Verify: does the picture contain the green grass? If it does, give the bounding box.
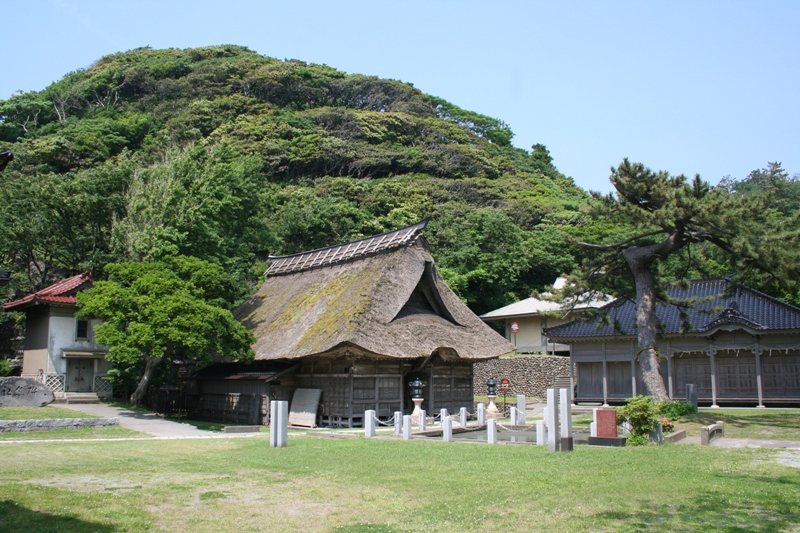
[0,424,144,441]
[675,408,800,440]
[0,429,798,532]
[0,406,99,420]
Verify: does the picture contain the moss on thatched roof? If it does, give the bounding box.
[236,227,513,361]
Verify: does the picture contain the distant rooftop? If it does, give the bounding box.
[3,272,93,310]
[480,277,611,320]
[266,219,428,277]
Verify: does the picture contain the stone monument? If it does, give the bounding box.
[0,377,55,407]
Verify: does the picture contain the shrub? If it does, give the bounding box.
[618,395,661,446]
[658,400,697,420]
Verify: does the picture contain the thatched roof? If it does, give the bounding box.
[236,223,513,361]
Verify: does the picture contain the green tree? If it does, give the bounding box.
[572,159,800,401]
[76,257,255,405]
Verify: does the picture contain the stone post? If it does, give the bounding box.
[459,407,468,429]
[559,387,573,451]
[685,384,698,409]
[546,388,560,452]
[442,416,453,442]
[269,400,288,448]
[439,408,448,426]
[487,419,497,444]
[509,406,517,426]
[477,402,486,426]
[419,409,427,431]
[364,409,376,438]
[403,415,412,440]
[516,394,526,426]
[536,420,546,446]
[394,411,402,435]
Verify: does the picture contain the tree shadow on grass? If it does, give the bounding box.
[591,476,800,532]
[0,500,117,533]
[686,411,800,439]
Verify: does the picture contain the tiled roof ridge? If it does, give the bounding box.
[266,219,429,277]
[3,272,93,310]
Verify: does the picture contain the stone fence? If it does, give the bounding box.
[0,417,119,433]
[473,355,571,400]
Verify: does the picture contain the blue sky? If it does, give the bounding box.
[2,1,798,194]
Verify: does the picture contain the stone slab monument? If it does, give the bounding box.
[0,377,54,407]
[588,408,626,446]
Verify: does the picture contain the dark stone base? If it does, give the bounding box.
[560,437,574,451]
[588,436,627,447]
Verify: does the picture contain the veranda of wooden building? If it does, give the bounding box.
[212,220,513,428]
[543,278,800,407]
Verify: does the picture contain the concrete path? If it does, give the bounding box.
[57,403,226,438]
[675,435,800,448]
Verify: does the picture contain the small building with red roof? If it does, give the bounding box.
[3,273,112,400]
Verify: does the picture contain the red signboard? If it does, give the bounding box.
[500,378,510,392]
[511,322,519,333]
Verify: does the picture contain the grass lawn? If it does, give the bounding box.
[0,406,144,440]
[0,424,143,441]
[675,408,800,440]
[1,429,799,532]
[0,405,99,420]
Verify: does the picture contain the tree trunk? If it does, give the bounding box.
[623,247,670,402]
[130,356,162,406]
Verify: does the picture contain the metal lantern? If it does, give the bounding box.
[409,377,427,399]
[486,377,497,396]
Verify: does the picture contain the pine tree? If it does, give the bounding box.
[572,159,800,401]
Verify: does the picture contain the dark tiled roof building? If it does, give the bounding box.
[544,279,800,406]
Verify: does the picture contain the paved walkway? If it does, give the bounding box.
[58,403,233,438]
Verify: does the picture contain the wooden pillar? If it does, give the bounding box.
[569,351,576,405]
[399,361,404,413]
[602,343,609,407]
[666,354,674,400]
[754,345,765,408]
[429,361,435,413]
[707,348,719,408]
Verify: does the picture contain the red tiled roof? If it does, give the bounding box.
[3,272,93,310]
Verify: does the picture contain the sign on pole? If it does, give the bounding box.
[511,321,520,333]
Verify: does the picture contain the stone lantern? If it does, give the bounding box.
[408,377,427,425]
[486,377,500,419]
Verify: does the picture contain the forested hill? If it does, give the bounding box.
[0,45,590,315]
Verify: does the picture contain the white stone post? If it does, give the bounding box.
[403,415,412,440]
[559,387,573,451]
[509,406,517,426]
[439,408,448,426]
[590,408,598,437]
[419,409,427,431]
[487,419,497,444]
[516,394,526,425]
[536,420,546,445]
[269,400,288,448]
[477,402,486,426]
[546,388,560,452]
[394,410,402,435]
[364,409,376,438]
[442,416,453,442]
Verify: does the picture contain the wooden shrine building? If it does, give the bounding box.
[231,220,513,427]
[543,278,800,407]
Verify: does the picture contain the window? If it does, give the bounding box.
[76,319,89,340]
